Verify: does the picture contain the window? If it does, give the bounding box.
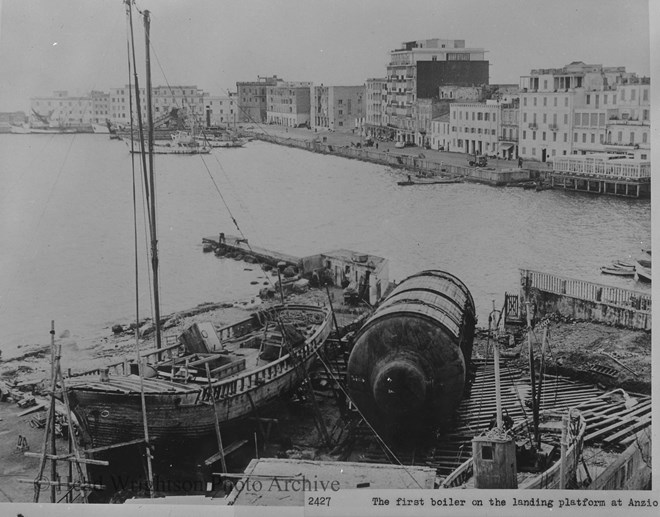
[484,113,489,121]
[630,132,635,144]
[523,97,527,106]
[553,97,558,107]
[574,132,578,142]
[621,90,626,101]
[591,134,595,143]
[641,154,647,159]
[631,89,636,101]
[543,113,547,124]
[564,133,568,142]
[532,131,536,140]
[565,97,569,107]
[618,131,622,142]
[604,94,608,105]
[533,97,537,106]
[523,130,527,139]
[523,113,527,123]
[586,94,590,105]
[552,149,556,156]
[553,132,557,142]
[543,80,548,89]
[532,147,536,155]
[600,134,604,144]
[643,132,648,143]
[493,113,496,122]
[491,129,496,135]
[542,132,546,141]
[643,88,649,101]
[543,97,547,106]
[582,133,586,143]
[522,147,526,154]
[564,114,568,124]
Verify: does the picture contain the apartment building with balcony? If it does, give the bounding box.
[499,99,519,160]
[365,78,388,137]
[604,79,651,160]
[266,81,312,127]
[518,62,636,162]
[311,85,365,131]
[384,38,489,144]
[236,76,279,124]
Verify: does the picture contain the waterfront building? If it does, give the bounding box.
[449,101,500,156]
[109,85,206,127]
[365,78,388,138]
[414,98,448,147]
[205,92,237,128]
[499,99,520,160]
[90,90,110,125]
[30,90,95,129]
[236,76,280,124]
[311,85,365,131]
[266,81,312,128]
[603,78,651,160]
[429,114,450,151]
[518,62,637,162]
[384,38,489,145]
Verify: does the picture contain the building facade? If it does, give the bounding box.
[311,85,365,131]
[499,100,519,160]
[109,85,206,127]
[384,38,489,144]
[449,101,500,156]
[518,62,639,162]
[430,114,450,151]
[236,76,279,124]
[205,92,237,128]
[266,81,312,127]
[30,91,95,128]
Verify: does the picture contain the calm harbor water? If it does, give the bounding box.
[0,134,651,359]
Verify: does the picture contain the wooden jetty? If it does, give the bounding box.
[203,235,301,269]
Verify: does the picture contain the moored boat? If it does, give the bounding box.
[634,258,651,283]
[66,304,332,447]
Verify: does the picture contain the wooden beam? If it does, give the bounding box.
[83,438,146,455]
[24,452,109,466]
[204,439,248,466]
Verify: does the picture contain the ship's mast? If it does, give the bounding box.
[143,9,163,350]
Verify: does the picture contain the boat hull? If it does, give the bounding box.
[66,305,332,448]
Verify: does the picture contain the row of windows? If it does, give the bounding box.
[572,130,648,145]
[524,96,570,108]
[452,110,497,122]
[522,130,568,143]
[521,146,566,157]
[523,112,568,125]
[451,126,497,135]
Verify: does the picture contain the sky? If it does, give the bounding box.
[0,0,653,111]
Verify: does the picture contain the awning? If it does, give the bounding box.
[500,144,513,151]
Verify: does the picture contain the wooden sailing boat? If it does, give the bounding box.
[64,3,332,450]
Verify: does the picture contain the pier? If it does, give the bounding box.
[203,235,301,269]
[548,155,651,198]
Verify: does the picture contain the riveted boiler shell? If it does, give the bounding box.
[346,270,475,434]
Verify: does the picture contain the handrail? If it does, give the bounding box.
[521,269,651,311]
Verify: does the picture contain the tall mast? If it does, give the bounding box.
[143,9,162,350]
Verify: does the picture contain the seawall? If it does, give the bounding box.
[252,133,532,186]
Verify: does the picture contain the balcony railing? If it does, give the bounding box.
[498,136,519,142]
[549,124,559,131]
[528,123,538,129]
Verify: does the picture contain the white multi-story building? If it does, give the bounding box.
[384,38,489,144]
[365,78,388,137]
[448,101,500,155]
[518,62,639,162]
[266,81,312,127]
[311,85,365,131]
[30,91,95,128]
[430,114,450,150]
[205,92,237,128]
[109,85,206,126]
